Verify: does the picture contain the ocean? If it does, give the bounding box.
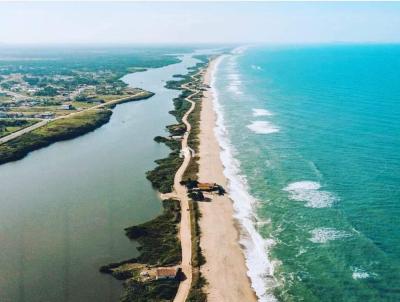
[212,45,400,301]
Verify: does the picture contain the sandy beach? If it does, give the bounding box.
[197,59,258,301]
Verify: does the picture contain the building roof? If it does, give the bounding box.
[197,183,215,189]
[156,267,177,278]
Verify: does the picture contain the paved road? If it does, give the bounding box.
[0,119,50,144]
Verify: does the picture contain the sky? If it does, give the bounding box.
[1,1,400,44]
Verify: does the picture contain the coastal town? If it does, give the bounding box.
[0,46,259,302]
[1,3,398,302]
[0,68,144,138]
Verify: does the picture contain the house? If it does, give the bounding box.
[35,112,55,119]
[61,104,74,110]
[197,183,217,191]
[155,267,178,280]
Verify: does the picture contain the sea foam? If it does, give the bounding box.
[283,181,337,208]
[226,62,243,95]
[211,54,277,302]
[309,228,351,244]
[351,267,377,280]
[253,108,273,117]
[247,121,280,134]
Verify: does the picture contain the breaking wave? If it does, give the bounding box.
[211,54,277,302]
[351,267,377,280]
[283,181,337,208]
[253,108,273,117]
[309,228,351,244]
[247,121,280,134]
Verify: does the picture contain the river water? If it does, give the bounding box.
[0,53,200,302]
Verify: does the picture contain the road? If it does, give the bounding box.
[0,92,150,145]
[170,70,204,302]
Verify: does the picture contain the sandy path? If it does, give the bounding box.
[197,59,258,301]
[171,71,204,302]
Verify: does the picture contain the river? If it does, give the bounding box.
[0,53,200,302]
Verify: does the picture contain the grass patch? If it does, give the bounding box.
[121,279,179,302]
[187,202,207,302]
[183,155,200,182]
[105,90,154,109]
[0,119,38,138]
[186,61,210,302]
[146,149,183,194]
[0,109,112,165]
[183,97,202,181]
[146,80,192,194]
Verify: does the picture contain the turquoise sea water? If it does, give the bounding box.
[213,45,400,301]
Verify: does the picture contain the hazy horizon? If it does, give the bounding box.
[1,2,400,45]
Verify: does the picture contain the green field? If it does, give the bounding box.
[0,119,38,138]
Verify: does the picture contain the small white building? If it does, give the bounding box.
[61,104,74,110]
[170,135,183,141]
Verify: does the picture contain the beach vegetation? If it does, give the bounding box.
[100,199,181,302]
[143,58,210,302]
[146,149,183,193]
[187,202,207,302]
[124,198,182,266]
[121,279,179,302]
[146,78,194,193]
[183,95,202,181]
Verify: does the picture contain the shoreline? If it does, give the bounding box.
[0,90,153,166]
[197,58,258,301]
[99,58,209,302]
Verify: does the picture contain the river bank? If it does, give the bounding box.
[101,56,209,302]
[197,58,258,301]
[0,90,154,165]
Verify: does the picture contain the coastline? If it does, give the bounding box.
[197,58,258,301]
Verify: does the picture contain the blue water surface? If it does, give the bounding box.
[215,44,400,301]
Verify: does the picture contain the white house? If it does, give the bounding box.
[61,104,74,110]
